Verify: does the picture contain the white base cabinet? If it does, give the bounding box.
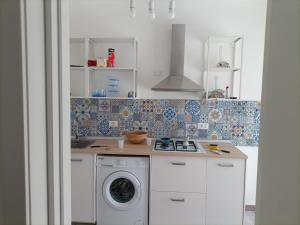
[151,156,206,193]
[150,156,246,225]
[151,191,206,225]
[71,153,96,223]
[206,158,246,225]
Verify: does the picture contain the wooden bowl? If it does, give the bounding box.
[126,131,148,144]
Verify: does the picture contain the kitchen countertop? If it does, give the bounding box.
[72,139,248,159]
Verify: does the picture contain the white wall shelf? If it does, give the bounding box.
[70,66,85,70]
[89,37,137,44]
[206,68,240,72]
[88,67,137,71]
[70,96,136,100]
[70,37,138,98]
[204,36,244,100]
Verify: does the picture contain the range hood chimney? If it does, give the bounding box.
[152,24,203,92]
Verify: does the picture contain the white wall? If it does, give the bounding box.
[256,1,300,224]
[70,0,267,100]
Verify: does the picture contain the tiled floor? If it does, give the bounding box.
[73,211,256,225]
[244,210,256,225]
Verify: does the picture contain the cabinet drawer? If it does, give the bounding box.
[151,156,206,193]
[150,191,206,225]
[206,158,245,225]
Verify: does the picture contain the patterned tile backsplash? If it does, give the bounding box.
[71,98,261,146]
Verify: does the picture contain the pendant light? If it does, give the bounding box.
[148,0,156,20]
[129,0,136,18]
[128,0,176,20]
[168,0,176,19]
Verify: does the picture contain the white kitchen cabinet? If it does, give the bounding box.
[71,153,96,223]
[151,156,206,193]
[150,156,207,225]
[206,158,246,225]
[150,156,246,225]
[151,191,206,225]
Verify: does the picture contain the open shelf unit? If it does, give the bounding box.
[70,37,138,98]
[203,36,243,100]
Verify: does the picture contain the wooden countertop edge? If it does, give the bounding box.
[71,140,248,160]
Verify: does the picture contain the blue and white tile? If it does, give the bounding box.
[163,107,177,122]
[98,119,111,136]
[208,108,222,123]
[185,123,198,138]
[185,100,201,116]
[98,100,110,112]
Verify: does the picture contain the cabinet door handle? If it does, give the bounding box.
[170,198,185,202]
[217,163,234,167]
[170,162,186,166]
[71,158,83,162]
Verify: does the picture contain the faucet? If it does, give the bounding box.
[183,136,190,147]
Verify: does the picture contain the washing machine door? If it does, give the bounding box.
[102,171,141,211]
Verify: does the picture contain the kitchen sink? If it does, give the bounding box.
[71,139,95,149]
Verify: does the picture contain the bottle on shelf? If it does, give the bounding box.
[107,48,115,67]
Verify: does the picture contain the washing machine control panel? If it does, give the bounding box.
[97,156,149,168]
[117,159,127,166]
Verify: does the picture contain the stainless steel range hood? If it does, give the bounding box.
[152,24,203,92]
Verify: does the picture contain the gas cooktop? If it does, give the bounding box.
[153,139,203,152]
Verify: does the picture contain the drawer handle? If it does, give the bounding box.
[217,163,234,167]
[71,158,83,162]
[170,198,185,202]
[171,162,186,166]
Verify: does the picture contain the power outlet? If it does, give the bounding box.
[198,123,209,130]
[109,121,118,128]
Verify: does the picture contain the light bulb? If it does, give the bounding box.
[149,0,156,20]
[130,0,136,18]
[168,0,175,19]
[130,8,136,18]
[150,11,156,19]
[168,11,175,19]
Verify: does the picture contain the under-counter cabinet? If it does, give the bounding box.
[71,153,96,223]
[150,156,207,225]
[206,158,246,225]
[150,156,246,225]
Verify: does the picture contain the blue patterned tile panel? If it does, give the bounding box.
[185,100,201,116]
[71,98,261,146]
[163,106,177,122]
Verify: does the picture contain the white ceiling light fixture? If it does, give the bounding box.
[148,0,156,20]
[129,0,136,18]
[168,0,176,19]
[129,0,174,20]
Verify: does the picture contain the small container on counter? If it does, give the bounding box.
[88,59,97,67]
[118,139,124,149]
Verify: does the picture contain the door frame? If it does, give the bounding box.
[44,0,71,224]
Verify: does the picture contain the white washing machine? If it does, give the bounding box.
[97,156,149,225]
